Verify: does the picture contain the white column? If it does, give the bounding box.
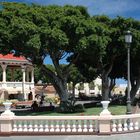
[1,64,7,83]
[31,68,34,83]
[31,67,35,100]
[21,66,26,100]
[22,67,26,83]
[84,83,90,96]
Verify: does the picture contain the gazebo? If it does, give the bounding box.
[0,53,35,101]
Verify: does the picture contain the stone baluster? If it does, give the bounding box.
[34,125,38,132]
[123,119,128,131]
[72,120,77,132]
[83,124,88,132]
[61,120,65,132]
[50,124,55,132]
[89,120,93,132]
[28,121,33,132]
[45,124,49,132]
[77,120,82,132]
[112,120,117,132]
[55,120,60,132]
[34,120,39,132]
[129,119,134,131]
[18,122,23,132]
[94,120,99,132]
[66,121,71,132]
[23,121,28,132]
[117,119,123,132]
[13,121,18,132]
[39,121,44,132]
[134,121,139,130]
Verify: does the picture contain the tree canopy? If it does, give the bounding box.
[1,2,140,109]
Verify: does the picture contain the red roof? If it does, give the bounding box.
[0,54,27,61]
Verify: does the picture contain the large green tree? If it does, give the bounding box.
[109,17,140,102]
[0,2,91,111]
[78,15,140,101]
[74,16,113,100]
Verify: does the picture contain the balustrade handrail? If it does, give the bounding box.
[12,115,99,120]
[1,113,140,121]
[111,113,140,119]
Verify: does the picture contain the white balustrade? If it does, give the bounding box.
[0,113,140,135]
[9,116,99,134]
[111,114,140,133]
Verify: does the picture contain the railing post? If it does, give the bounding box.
[98,115,112,134]
[0,117,13,134]
[0,102,15,135]
[99,101,112,134]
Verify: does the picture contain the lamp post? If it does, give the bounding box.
[125,30,132,114]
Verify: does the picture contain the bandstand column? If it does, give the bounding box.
[1,64,7,87]
[21,66,26,100]
[31,68,34,83]
[31,67,35,100]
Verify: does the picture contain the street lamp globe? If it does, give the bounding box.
[125,30,132,43]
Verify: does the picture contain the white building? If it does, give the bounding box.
[0,53,35,101]
[68,77,102,97]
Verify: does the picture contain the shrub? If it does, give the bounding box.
[44,96,60,105]
[0,99,4,106]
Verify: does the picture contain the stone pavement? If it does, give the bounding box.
[0,132,140,140]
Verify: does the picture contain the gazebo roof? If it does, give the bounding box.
[0,54,32,66]
[0,54,26,61]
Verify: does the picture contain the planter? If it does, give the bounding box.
[100,101,111,116]
[1,102,15,116]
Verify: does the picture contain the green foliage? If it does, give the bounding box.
[67,64,85,84]
[1,2,140,104]
[0,67,22,81]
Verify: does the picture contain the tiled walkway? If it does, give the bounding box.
[0,132,140,140]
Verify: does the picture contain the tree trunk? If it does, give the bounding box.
[72,82,76,99]
[109,79,115,98]
[53,77,68,102]
[41,65,69,102]
[100,55,116,101]
[130,78,140,103]
[41,65,74,112]
[102,74,110,101]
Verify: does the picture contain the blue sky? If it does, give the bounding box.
[1,0,139,84]
[1,0,140,20]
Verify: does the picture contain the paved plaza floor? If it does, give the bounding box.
[0,132,140,140]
